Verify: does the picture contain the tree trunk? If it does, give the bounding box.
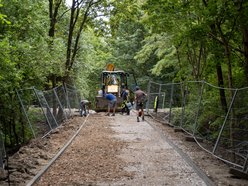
[242,28,248,84]
[203,0,229,117]
[216,63,228,113]
[11,116,19,147]
[66,0,95,76]
[217,23,235,152]
[48,1,63,116]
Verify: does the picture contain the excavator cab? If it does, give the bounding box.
[95,64,130,112]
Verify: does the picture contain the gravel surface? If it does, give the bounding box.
[111,113,208,186]
[35,113,133,185]
[0,111,247,186]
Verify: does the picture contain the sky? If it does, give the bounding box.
[65,0,72,7]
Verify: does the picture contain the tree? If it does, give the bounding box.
[107,0,150,88]
[64,0,109,83]
[0,0,53,147]
[47,0,66,88]
[135,33,178,82]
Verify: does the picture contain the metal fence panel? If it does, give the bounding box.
[147,80,248,173]
[17,84,80,139]
[17,88,51,138]
[34,88,58,130]
[166,83,183,126]
[64,84,81,116]
[212,88,248,169]
[43,87,67,125]
[0,84,81,173]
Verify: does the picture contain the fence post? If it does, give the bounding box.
[16,90,36,138]
[168,83,174,123]
[243,154,248,173]
[162,92,165,110]
[75,89,81,111]
[180,82,187,128]
[146,80,151,112]
[193,82,205,136]
[63,84,72,116]
[0,131,6,169]
[158,83,161,102]
[213,89,238,154]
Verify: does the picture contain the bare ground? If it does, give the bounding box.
[0,111,247,186]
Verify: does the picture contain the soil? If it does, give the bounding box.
[0,111,247,186]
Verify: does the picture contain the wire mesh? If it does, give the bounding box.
[34,88,58,130]
[163,83,182,126]
[0,84,81,172]
[147,80,248,172]
[212,87,248,169]
[147,82,183,126]
[181,81,204,135]
[54,86,70,119]
[16,84,80,139]
[64,84,81,115]
[43,87,67,125]
[193,83,230,147]
[17,88,51,138]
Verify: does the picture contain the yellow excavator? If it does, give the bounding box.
[95,64,132,112]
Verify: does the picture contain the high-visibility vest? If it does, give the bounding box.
[154,96,158,112]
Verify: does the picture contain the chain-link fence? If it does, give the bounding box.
[1,80,247,175]
[16,84,80,139]
[146,80,248,174]
[0,84,80,172]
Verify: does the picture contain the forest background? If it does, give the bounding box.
[1,0,248,151]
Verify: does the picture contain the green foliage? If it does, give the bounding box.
[139,0,248,87]
[170,107,182,126]
[73,27,112,100]
[0,0,54,150]
[1,0,52,88]
[197,110,222,140]
[135,33,178,81]
[0,2,10,25]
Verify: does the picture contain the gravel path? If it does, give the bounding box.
[1,112,247,185]
[111,113,210,185]
[34,112,211,185]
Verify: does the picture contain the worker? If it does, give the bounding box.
[121,87,130,115]
[104,93,117,116]
[80,99,90,117]
[134,86,147,122]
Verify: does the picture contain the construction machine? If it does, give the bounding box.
[95,64,132,112]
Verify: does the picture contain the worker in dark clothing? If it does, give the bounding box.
[135,86,147,122]
[121,87,130,115]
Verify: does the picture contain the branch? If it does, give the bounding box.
[69,0,95,71]
[208,32,244,54]
[58,8,71,21]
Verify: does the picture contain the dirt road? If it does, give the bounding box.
[2,111,247,185]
